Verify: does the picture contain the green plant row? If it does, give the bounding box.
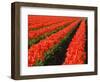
[34,26,78,66]
[28,21,74,47]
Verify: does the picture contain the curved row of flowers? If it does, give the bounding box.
[28,19,81,66]
[28,18,78,39]
[28,15,66,25]
[63,19,86,64]
[28,16,77,30]
[29,18,65,30]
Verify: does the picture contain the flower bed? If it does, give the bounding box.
[63,19,86,64]
[28,19,81,66]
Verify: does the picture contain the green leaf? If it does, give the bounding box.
[35,60,44,66]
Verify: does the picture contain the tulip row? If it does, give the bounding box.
[28,19,79,47]
[28,15,67,24]
[28,16,77,30]
[28,18,78,39]
[63,19,86,64]
[28,19,81,66]
[29,19,65,30]
[28,15,75,29]
[28,15,68,30]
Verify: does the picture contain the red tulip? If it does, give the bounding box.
[28,19,81,66]
[63,19,86,64]
[28,18,78,39]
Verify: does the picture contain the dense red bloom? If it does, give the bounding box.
[28,16,78,30]
[28,18,78,39]
[63,19,86,64]
[29,19,63,30]
[28,19,81,66]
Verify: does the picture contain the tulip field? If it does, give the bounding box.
[28,15,87,66]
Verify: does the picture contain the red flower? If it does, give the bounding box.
[63,19,86,64]
[28,16,78,30]
[28,19,81,66]
[28,18,78,39]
